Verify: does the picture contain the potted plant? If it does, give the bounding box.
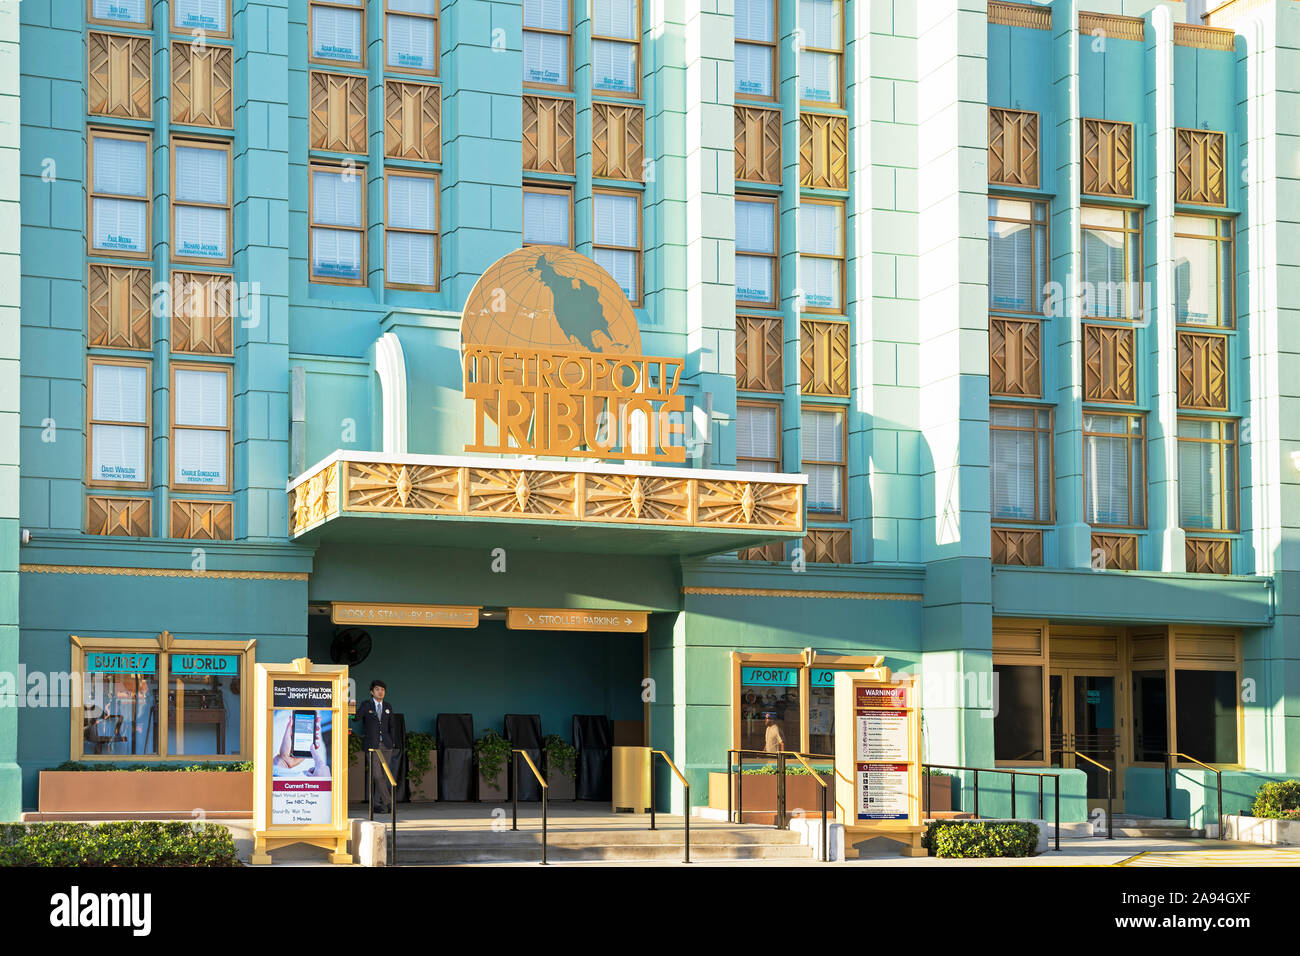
[922,767,954,815]
[474,728,512,802]
[347,731,366,803]
[406,731,437,802]
[543,734,578,801]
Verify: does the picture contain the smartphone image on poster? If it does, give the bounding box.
[291,711,316,757]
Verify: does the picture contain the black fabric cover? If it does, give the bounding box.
[387,712,409,802]
[505,714,543,802]
[437,713,474,801]
[572,714,612,801]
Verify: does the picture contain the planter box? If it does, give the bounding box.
[922,774,953,813]
[348,751,366,802]
[39,770,252,814]
[546,768,576,801]
[707,772,832,824]
[409,753,437,802]
[478,768,507,802]
[1223,814,1300,846]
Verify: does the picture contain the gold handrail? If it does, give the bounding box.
[1170,752,1218,774]
[368,747,396,787]
[512,748,549,789]
[651,749,688,787]
[1071,750,1112,775]
[778,751,827,788]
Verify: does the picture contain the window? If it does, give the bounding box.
[801,405,844,518]
[1174,670,1239,765]
[988,198,1048,314]
[1174,215,1234,328]
[989,405,1053,523]
[1083,412,1146,528]
[89,0,149,27]
[736,195,778,307]
[522,185,571,247]
[173,0,229,36]
[1131,670,1168,763]
[993,664,1045,762]
[592,0,638,95]
[523,0,570,89]
[386,0,438,74]
[799,0,842,106]
[738,664,801,755]
[1178,418,1237,531]
[310,164,366,283]
[385,170,439,290]
[593,188,640,303]
[172,140,231,265]
[734,0,776,100]
[737,401,780,472]
[171,363,232,491]
[75,638,252,760]
[89,129,150,258]
[799,199,844,313]
[311,0,365,65]
[88,359,150,487]
[1081,206,1142,321]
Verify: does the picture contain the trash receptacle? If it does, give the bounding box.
[612,746,651,813]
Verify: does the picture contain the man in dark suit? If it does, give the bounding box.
[355,679,396,813]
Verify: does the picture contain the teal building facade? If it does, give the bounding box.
[2,0,1298,828]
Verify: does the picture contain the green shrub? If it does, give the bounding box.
[1251,779,1300,819]
[739,765,832,776]
[51,761,252,772]
[924,820,1039,858]
[0,822,240,867]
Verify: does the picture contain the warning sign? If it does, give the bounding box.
[857,709,908,761]
[857,762,909,820]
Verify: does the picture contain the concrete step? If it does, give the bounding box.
[393,827,805,848]
[1112,827,1205,838]
[394,842,816,864]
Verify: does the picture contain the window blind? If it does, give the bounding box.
[735,256,773,303]
[524,191,570,245]
[388,233,436,286]
[312,6,363,62]
[801,408,843,461]
[1174,236,1216,325]
[594,0,635,38]
[988,219,1036,312]
[173,429,228,486]
[800,0,838,47]
[387,15,437,71]
[734,44,773,97]
[313,171,362,228]
[175,146,227,205]
[95,137,148,197]
[94,0,148,23]
[92,425,148,484]
[799,50,836,102]
[523,32,567,86]
[594,192,637,247]
[175,206,227,260]
[94,364,148,423]
[736,200,775,254]
[594,249,636,300]
[800,202,840,255]
[1085,432,1130,526]
[388,175,436,231]
[737,404,779,465]
[93,198,148,254]
[523,0,567,30]
[593,40,637,92]
[174,0,227,32]
[1081,227,1127,318]
[312,229,363,279]
[388,0,436,13]
[174,369,228,428]
[799,257,839,311]
[735,0,773,41]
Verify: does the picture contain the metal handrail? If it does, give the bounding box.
[780,751,830,863]
[649,750,691,863]
[366,748,398,865]
[923,762,1062,852]
[1165,751,1224,839]
[1065,748,1115,839]
[511,749,549,865]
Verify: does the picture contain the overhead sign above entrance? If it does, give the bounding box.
[507,607,648,633]
[331,603,480,628]
[460,246,685,463]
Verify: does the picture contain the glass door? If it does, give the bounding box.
[1049,669,1125,812]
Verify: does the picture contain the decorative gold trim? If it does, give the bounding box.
[682,586,921,602]
[1078,12,1145,42]
[988,107,1040,189]
[21,564,308,581]
[1174,22,1237,51]
[987,1,1050,30]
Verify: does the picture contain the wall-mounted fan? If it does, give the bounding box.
[330,627,373,667]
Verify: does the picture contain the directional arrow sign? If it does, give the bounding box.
[507,608,648,633]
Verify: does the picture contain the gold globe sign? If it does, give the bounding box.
[460,246,686,463]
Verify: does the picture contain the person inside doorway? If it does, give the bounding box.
[763,712,785,754]
[355,679,395,813]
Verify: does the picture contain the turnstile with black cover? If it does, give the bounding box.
[436,713,474,801]
[505,713,543,801]
[572,714,612,801]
